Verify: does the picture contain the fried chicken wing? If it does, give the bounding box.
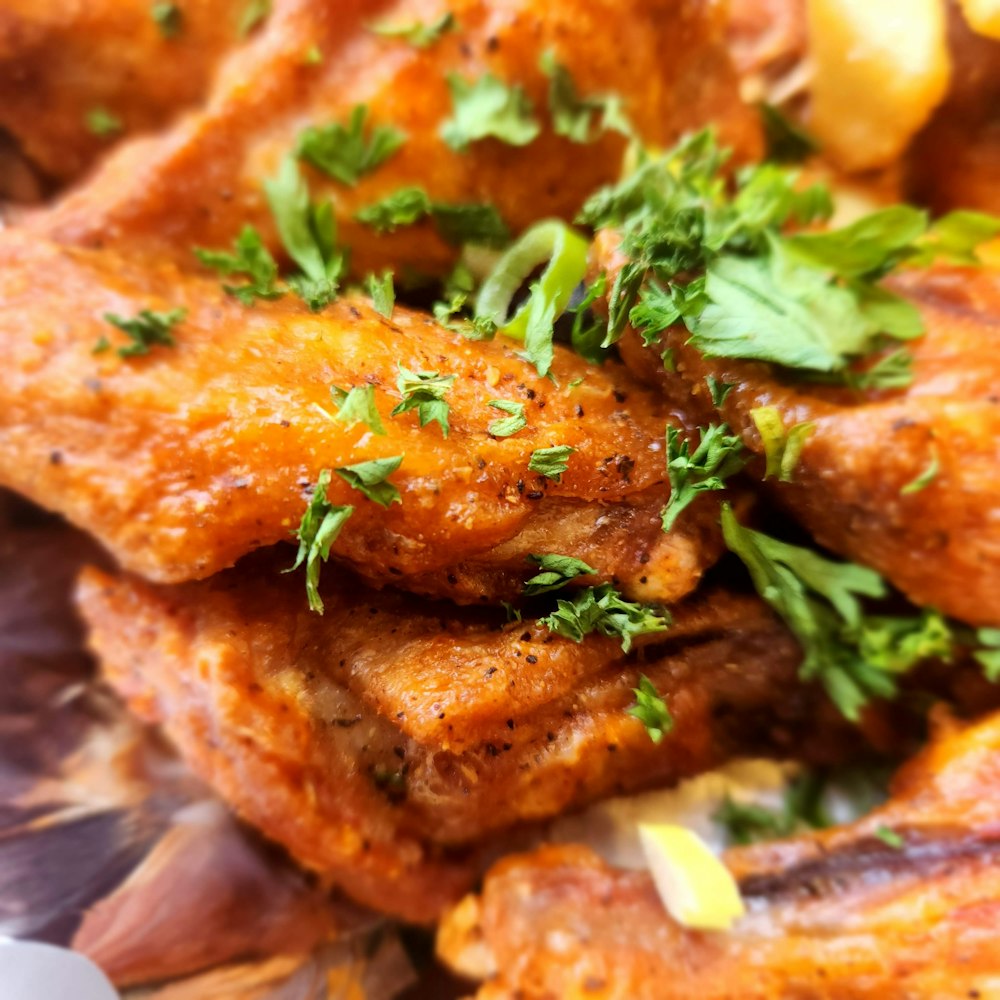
[611,248,1000,627]
[76,551,875,921]
[440,707,1000,999]
[0,0,244,188]
[0,230,729,602]
[29,0,761,277]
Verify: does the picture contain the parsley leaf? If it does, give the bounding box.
[661,424,745,532]
[238,0,270,35]
[391,366,456,436]
[334,455,403,507]
[151,2,183,37]
[264,156,348,310]
[296,106,405,186]
[355,186,509,246]
[441,72,541,151]
[195,225,282,305]
[100,308,186,357]
[975,628,1000,682]
[539,51,631,143]
[720,503,945,720]
[759,102,817,162]
[626,675,673,743]
[371,11,457,47]
[365,270,395,318]
[706,375,734,407]
[749,407,814,482]
[528,445,574,481]
[539,584,670,652]
[487,399,527,437]
[85,107,123,137]
[715,772,830,846]
[329,384,386,436]
[523,553,596,596]
[875,825,905,849]
[900,445,939,495]
[286,469,354,614]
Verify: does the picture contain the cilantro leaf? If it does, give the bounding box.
[356,187,432,232]
[329,384,386,436]
[975,628,1000,682]
[875,825,905,849]
[85,107,122,137]
[706,375,733,407]
[238,0,270,35]
[539,51,632,143]
[264,156,347,310]
[539,584,670,652]
[487,399,527,437]
[195,225,282,305]
[528,445,574,481]
[661,424,745,532]
[916,210,1000,265]
[334,455,403,507]
[900,445,939,495]
[857,609,953,674]
[719,503,938,720]
[100,308,186,357]
[286,469,354,614]
[626,675,673,743]
[365,270,395,318]
[371,11,457,47]
[715,771,830,846]
[759,102,817,162]
[391,366,456,436]
[151,2,183,37]
[296,106,405,186]
[523,553,596,596]
[749,407,814,482]
[441,72,541,151]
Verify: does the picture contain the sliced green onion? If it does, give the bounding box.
[475,220,588,342]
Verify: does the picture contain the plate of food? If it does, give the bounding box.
[2,0,999,996]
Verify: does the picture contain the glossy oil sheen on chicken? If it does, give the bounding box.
[609,244,1000,627]
[0,230,732,603]
[439,707,1000,998]
[28,0,761,277]
[76,550,877,922]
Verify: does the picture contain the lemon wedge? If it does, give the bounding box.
[959,0,1000,39]
[807,0,950,171]
[638,823,746,931]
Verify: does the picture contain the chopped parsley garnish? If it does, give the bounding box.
[900,445,939,495]
[579,130,1000,380]
[296,106,405,186]
[661,425,745,532]
[715,772,830,845]
[355,186,509,247]
[528,444,574,481]
[441,73,541,151]
[366,271,395,318]
[302,44,323,65]
[875,825,905,849]
[706,375,733,407]
[391,366,456,436]
[151,2,183,37]
[487,399,527,437]
[329,384,386,435]
[97,308,186,357]
[758,102,816,163]
[238,0,270,35]
[371,11,457,47]
[85,107,123,137]
[334,456,403,507]
[523,553,596,596]
[195,225,282,305]
[540,584,670,652]
[749,407,814,482]
[287,469,354,614]
[975,628,1000,682]
[264,156,347,311]
[626,675,673,743]
[539,51,631,143]
[721,503,951,720]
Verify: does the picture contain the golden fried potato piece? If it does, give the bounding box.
[76,552,871,921]
[0,230,732,601]
[441,708,1000,999]
[30,0,761,276]
[611,250,1000,627]
[0,0,244,186]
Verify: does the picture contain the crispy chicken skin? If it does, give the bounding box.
[0,230,730,601]
[0,0,244,187]
[602,233,1000,626]
[76,553,874,922]
[29,0,761,277]
[441,708,1000,999]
